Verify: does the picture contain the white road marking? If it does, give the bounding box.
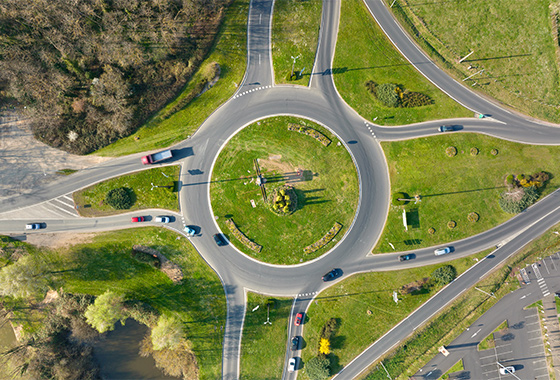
[471,328,481,338]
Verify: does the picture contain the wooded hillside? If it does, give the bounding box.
[0,0,229,154]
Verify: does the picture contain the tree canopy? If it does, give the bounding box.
[84,290,126,333]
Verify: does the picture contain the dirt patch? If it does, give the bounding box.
[259,156,297,174]
[0,110,110,200]
[25,232,96,249]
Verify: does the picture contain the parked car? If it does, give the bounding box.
[213,233,228,246]
[290,336,300,351]
[322,268,342,282]
[294,313,303,326]
[288,357,297,372]
[399,254,414,261]
[155,216,170,223]
[434,247,452,256]
[131,216,145,223]
[184,226,196,236]
[438,125,456,132]
[25,223,43,230]
[499,366,515,375]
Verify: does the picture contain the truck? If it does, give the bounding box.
[141,149,172,165]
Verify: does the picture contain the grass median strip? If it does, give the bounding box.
[333,0,471,125]
[94,0,249,157]
[73,166,180,217]
[374,133,560,253]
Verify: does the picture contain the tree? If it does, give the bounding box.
[431,265,457,286]
[305,356,330,380]
[319,338,331,355]
[105,187,134,209]
[84,290,126,333]
[151,315,184,350]
[0,255,49,298]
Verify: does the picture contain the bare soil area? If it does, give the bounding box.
[25,232,96,250]
[0,110,110,200]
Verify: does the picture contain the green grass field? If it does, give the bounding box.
[73,166,180,217]
[272,0,322,86]
[210,116,359,264]
[240,294,291,379]
[388,0,560,123]
[300,251,488,377]
[94,0,249,157]
[333,0,471,126]
[374,133,560,253]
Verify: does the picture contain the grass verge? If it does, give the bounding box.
[332,0,471,126]
[210,116,359,265]
[73,166,180,217]
[7,228,226,380]
[374,133,560,253]
[477,320,507,351]
[272,0,322,86]
[440,359,463,380]
[387,0,560,124]
[362,220,560,380]
[240,294,292,379]
[299,250,489,377]
[93,0,249,157]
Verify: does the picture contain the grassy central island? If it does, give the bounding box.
[210,116,359,265]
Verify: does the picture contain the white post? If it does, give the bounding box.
[459,50,475,63]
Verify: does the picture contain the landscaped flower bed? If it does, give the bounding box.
[304,222,342,254]
[288,123,331,147]
[226,218,262,253]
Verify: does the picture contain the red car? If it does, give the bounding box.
[131,216,145,223]
[294,313,303,326]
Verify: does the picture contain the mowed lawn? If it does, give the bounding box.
[272,0,322,86]
[73,166,180,217]
[374,134,560,253]
[210,117,359,265]
[240,294,291,379]
[300,251,488,377]
[391,0,560,123]
[333,0,471,125]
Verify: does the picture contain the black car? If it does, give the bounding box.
[322,268,342,282]
[438,125,456,132]
[213,233,228,246]
[291,336,300,351]
[399,254,414,261]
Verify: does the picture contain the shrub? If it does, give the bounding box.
[392,192,409,206]
[428,227,436,234]
[499,186,539,214]
[447,220,456,229]
[431,265,457,286]
[491,148,499,155]
[365,80,378,95]
[445,147,457,157]
[320,318,338,339]
[533,171,550,183]
[377,83,399,107]
[319,338,331,355]
[401,91,433,107]
[105,187,134,209]
[505,174,515,186]
[467,212,479,222]
[269,186,297,215]
[306,356,330,380]
[470,147,479,156]
[225,218,262,253]
[303,223,342,254]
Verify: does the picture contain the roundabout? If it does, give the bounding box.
[210,116,359,264]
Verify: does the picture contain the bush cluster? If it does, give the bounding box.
[225,218,262,252]
[365,81,432,108]
[105,187,134,209]
[431,265,457,286]
[392,192,409,206]
[428,227,436,234]
[287,123,331,146]
[470,147,479,156]
[365,80,377,95]
[467,212,479,222]
[491,148,499,155]
[505,172,549,189]
[320,318,338,340]
[269,186,297,215]
[376,83,399,107]
[446,147,457,157]
[401,91,433,107]
[499,186,539,214]
[306,356,330,380]
[447,220,456,229]
[303,222,343,254]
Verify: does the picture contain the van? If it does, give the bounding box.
[434,247,451,256]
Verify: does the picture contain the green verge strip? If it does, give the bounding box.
[440,359,463,380]
[477,320,507,351]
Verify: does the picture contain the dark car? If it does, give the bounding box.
[213,233,228,246]
[322,268,342,282]
[399,254,414,262]
[438,125,456,132]
[294,313,303,326]
[291,336,300,351]
[131,216,145,223]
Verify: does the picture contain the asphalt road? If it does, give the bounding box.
[1,0,560,379]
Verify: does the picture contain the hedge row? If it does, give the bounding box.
[225,218,262,253]
[303,222,342,254]
[288,123,331,147]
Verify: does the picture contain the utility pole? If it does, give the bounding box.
[290,55,300,78]
[263,304,272,325]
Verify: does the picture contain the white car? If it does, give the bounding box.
[25,223,42,230]
[155,216,170,223]
[499,366,515,375]
[288,357,296,372]
[434,247,451,256]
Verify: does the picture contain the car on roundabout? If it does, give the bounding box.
[155,216,170,223]
[287,357,297,372]
[290,336,300,351]
[25,223,44,230]
[438,125,457,132]
[434,246,452,256]
[399,254,414,261]
[213,233,228,246]
[294,313,303,326]
[184,226,196,236]
[131,216,145,223]
[322,268,342,282]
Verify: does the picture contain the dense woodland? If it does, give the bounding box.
[0,0,229,154]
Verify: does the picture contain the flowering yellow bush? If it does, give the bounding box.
[319,338,331,355]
